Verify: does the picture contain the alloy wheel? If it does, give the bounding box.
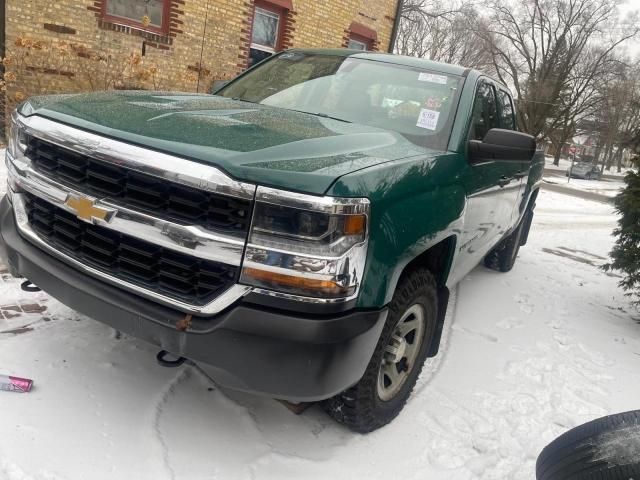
[377,304,426,401]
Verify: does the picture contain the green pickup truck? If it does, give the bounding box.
[1,49,543,432]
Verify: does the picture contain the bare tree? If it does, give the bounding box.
[596,62,640,172]
[399,0,464,23]
[395,0,495,71]
[546,47,622,164]
[476,0,638,140]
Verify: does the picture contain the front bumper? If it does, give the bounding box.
[0,196,386,402]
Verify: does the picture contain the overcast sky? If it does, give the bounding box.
[619,0,640,57]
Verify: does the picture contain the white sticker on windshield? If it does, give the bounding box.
[416,109,440,130]
[418,72,448,84]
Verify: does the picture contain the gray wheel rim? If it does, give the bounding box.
[377,304,425,402]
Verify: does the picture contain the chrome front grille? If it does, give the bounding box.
[25,193,238,305]
[25,135,252,235]
[8,113,256,314]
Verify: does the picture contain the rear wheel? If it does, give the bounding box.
[323,269,437,433]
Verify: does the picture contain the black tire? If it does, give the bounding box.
[536,410,640,480]
[323,269,438,433]
[484,218,525,272]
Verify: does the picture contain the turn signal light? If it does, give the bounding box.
[241,267,351,296]
[343,214,366,235]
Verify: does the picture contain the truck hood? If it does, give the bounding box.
[19,91,430,195]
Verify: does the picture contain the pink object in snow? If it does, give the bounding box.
[0,374,33,393]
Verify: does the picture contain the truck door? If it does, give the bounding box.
[496,88,529,225]
[456,79,518,276]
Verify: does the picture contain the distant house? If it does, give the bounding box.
[573,134,598,162]
[543,133,600,162]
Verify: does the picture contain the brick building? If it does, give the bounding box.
[1,0,402,99]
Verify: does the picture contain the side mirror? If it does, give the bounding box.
[210,80,230,94]
[468,128,536,163]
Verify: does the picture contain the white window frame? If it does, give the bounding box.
[251,7,281,54]
[104,0,167,29]
[348,38,368,51]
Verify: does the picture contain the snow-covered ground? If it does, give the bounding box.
[544,155,635,177]
[542,176,624,198]
[1,186,639,479]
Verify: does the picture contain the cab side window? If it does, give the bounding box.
[470,80,498,140]
[497,90,516,130]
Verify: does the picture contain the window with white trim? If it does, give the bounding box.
[102,0,169,34]
[250,7,281,67]
[348,38,368,50]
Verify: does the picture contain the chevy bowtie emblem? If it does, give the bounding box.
[65,195,115,223]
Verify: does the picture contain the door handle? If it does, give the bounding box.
[498,176,510,187]
[514,171,528,179]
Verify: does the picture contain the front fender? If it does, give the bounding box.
[327,153,466,308]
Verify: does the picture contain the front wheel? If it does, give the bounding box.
[323,269,437,433]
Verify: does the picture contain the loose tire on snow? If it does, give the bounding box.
[484,216,526,272]
[323,269,438,433]
[536,410,640,480]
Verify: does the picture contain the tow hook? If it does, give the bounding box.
[156,350,188,368]
[20,280,41,292]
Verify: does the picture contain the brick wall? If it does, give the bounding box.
[3,0,399,100]
[291,0,397,51]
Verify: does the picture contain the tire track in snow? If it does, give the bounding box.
[409,262,617,478]
[409,389,523,478]
[188,365,283,480]
[150,368,192,480]
[190,363,270,439]
[188,365,352,479]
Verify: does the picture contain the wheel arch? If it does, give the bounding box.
[392,235,457,358]
[397,235,457,288]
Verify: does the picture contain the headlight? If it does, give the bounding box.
[7,111,27,159]
[250,202,366,256]
[240,187,369,300]
[6,111,28,202]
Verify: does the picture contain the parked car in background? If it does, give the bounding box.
[566,162,602,180]
[1,49,543,432]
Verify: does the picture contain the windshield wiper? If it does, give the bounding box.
[287,108,351,123]
[286,110,352,123]
[312,112,352,123]
[231,97,258,104]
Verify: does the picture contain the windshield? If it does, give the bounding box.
[218,52,464,150]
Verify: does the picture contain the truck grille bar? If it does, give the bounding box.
[24,193,238,306]
[25,136,252,235]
